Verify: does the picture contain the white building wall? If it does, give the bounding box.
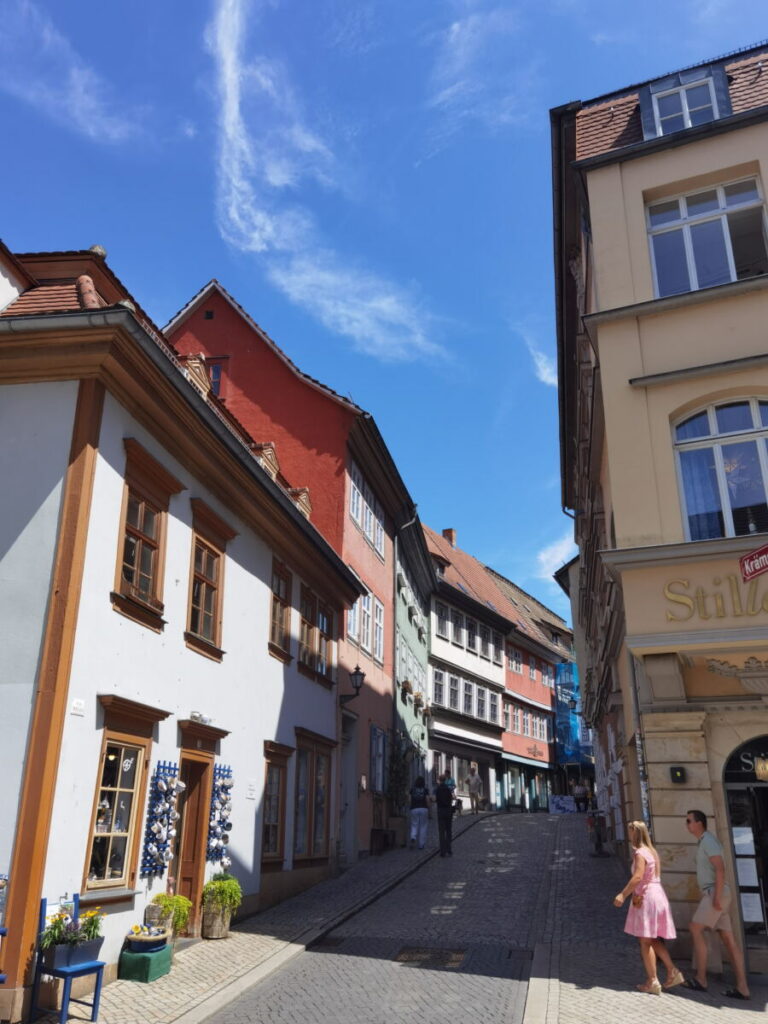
[43,393,338,964]
[430,598,505,689]
[0,256,26,313]
[0,381,78,890]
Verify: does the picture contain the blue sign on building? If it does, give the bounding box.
[555,662,593,765]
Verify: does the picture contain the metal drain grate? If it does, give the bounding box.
[395,947,466,970]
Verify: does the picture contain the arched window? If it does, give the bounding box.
[675,398,768,539]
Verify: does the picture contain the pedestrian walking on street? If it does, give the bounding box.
[465,766,483,814]
[684,809,751,1001]
[434,773,454,856]
[409,776,429,850]
[613,820,683,996]
[573,780,588,812]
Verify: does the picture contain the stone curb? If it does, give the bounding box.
[170,812,499,1024]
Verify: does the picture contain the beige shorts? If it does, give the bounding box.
[692,886,733,932]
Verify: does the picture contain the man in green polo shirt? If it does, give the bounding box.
[685,809,750,1000]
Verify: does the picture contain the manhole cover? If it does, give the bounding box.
[395,947,466,969]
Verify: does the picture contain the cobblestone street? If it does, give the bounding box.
[41,813,768,1024]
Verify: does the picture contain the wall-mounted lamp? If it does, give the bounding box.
[340,665,365,707]
[568,698,578,712]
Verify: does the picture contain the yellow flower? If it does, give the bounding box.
[131,924,142,935]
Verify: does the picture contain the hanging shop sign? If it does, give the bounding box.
[740,543,768,583]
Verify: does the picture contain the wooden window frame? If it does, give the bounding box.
[185,499,236,661]
[293,729,335,862]
[82,695,170,896]
[269,558,292,661]
[111,439,184,631]
[298,585,318,673]
[262,741,293,863]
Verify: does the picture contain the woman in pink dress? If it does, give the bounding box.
[613,820,684,995]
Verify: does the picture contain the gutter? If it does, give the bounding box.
[0,308,362,597]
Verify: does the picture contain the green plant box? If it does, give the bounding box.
[118,943,172,983]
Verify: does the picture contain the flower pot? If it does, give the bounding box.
[42,938,104,969]
[126,930,168,953]
[201,905,231,939]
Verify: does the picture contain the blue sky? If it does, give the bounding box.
[1,0,764,621]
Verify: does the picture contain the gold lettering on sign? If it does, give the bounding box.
[664,575,768,622]
[664,580,694,621]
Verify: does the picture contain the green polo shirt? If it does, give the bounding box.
[696,830,723,891]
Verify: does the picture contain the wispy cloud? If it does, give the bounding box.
[513,323,558,387]
[535,530,577,581]
[0,0,142,143]
[425,5,539,152]
[208,0,439,362]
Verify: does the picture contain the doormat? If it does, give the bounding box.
[395,947,466,969]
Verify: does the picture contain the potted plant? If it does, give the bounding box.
[201,873,242,939]
[400,679,412,695]
[148,893,192,938]
[413,691,424,709]
[40,908,105,968]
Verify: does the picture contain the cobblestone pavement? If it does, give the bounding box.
[205,814,556,1024]
[37,812,490,1023]
[536,813,768,1024]
[38,812,768,1023]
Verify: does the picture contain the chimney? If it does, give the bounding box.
[442,528,456,547]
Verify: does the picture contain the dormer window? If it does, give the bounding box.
[654,80,716,136]
[639,65,732,142]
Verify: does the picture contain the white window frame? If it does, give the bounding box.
[674,397,768,540]
[373,502,385,557]
[647,178,767,299]
[513,705,521,734]
[529,657,536,680]
[349,463,363,525]
[652,79,717,137]
[523,710,531,737]
[436,602,449,639]
[463,680,473,716]
[479,625,491,659]
[510,647,522,673]
[360,591,372,652]
[465,617,477,652]
[449,674,459,710]
[373,598,384,662]
[492,632,503,665]
[433,668,444,705]
[503,702,510,731]
[348,597,359,641]
[489,692,499,723]
[451,609,464,646]
[476,686,487,720]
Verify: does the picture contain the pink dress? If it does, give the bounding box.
[624,846,676,940]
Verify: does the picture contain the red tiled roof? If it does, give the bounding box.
[1,282,80,317]
[575,93,642,161]
[422,525,547,645]
[727,52,768,114]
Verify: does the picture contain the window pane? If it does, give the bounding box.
[760,402,768,428]
[689,105,714,126]
[139,542,154,579]
[716,402,753,434]
[690,219,731,289]
[294,750,309,856]
[727,207,768,280]
[679,448,724,539]
[142,506,156,540]
[725,180,760,207]
[119,749,138,789]
[652,229,690,296]
[722,440,768,535]
[108,836,127,879]
[660,114,685,135]
[686,190,719,218]
[88,836,109,881]
[313,754,329,854]
[648,200,681,228]
[657,92,683,117]
[686,83,712,109]
[112,793,132,833]
[101,746,121,787]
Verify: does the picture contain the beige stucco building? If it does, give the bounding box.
[552,43,768,971]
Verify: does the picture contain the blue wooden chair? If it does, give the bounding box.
[29,895,105,1023]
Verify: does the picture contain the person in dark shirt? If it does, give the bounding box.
[409,776,430,849]
[434,773,454,857]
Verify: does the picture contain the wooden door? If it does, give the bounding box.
[175,756,211,934]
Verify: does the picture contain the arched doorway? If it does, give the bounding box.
[723,736,768,973]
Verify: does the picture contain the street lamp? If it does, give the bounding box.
[340,665,365,707]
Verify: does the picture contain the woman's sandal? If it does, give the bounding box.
[682,977,708,992]
[723,988,749,1001]
[636,979,662,995]
[663,969,685,990]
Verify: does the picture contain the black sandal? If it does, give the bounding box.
[683,977,708,992]
[723,988,749,1001]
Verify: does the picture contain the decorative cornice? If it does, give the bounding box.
[626,626,768,651]
[601,535,764,576]
[98,694,172,725]
[707,656,768,694]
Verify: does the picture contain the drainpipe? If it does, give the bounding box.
[393,509,420,795]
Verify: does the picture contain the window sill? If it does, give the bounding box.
[80,887,141,906]
[268,642,293,664]
[111,591,166,632]
[184,632,225,662]
[298,661,336,687]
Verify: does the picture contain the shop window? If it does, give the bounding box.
[294,730,334,859]
[84,695,170,893]
[185,499,235,660]
[270,558,292,659]
[262,741,293,862]
[111,439,184,631]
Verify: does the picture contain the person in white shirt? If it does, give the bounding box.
[465,766,483,814]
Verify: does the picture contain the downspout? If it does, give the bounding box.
[392,509,420,810]
[629,655,651,828]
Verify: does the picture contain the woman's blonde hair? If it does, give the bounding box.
[628,820,661,875]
